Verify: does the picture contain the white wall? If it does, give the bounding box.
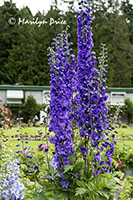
[25,91,43,104]
[0,90,6,106]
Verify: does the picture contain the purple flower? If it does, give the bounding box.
[38,144,43,149]
[94,152,100,162]
[115,130,118,134]
[44,148,49,152]
[105,149,112,157]
[60,179,70,188]
[108,157,112,167]
[17,162,21,165]
[80,146,87,155]
[99,161,107,166]
[74,172,79,179]
[34,165,39,170]
[96,170,101,175]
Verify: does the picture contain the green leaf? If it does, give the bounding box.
[33,190,47,200]
[45,191,54,198]
[105,179,115,188]
[75,187,87,196]
[48,198,58,200]
[69,155,76,164]
[97,190,110,199]
[64,165,74,173]
[86,182,94,191]
[99,191,110,199]
[23,181,36,190]
[38,179,50,187]
[58,192,69,200]
[76,180,85,188]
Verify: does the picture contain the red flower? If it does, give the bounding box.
[117,162,121,169]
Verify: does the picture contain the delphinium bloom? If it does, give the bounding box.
[0,161,25,200]
[48,27,76,187]
[76,0,99,139]
[76,0,115,174]
[95,44,119,173]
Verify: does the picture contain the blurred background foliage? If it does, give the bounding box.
[0,0,133,87]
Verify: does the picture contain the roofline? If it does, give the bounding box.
[0,85,50,91]
[106,88,133,93]
[0,85,133,93]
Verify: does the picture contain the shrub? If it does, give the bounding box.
[21,123,28,128]
[119,177,133,200]
[124,98,133,124]
[22,95,41,120]
[122,124,128,128]
[112,144,133,170]
[35,123,41,127]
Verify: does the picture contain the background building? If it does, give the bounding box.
[0,85,133,124]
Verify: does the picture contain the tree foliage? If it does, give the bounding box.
[22,95,40,120]
[124,98,133,124]
[0,0,132,87]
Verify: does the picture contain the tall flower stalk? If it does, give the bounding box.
[75,1,116,176]
[48,27,76,188]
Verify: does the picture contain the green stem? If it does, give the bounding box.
[84,135,87,176]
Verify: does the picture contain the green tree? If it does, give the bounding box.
[124,98,133,124]
[22,95,40,120]
[0,0,20,84]
[87,0,133,87]
[32,8,64,85]
[4,6,37,85]
[0,0,133,87]
[122,0,133,43]
[106,12,132,87]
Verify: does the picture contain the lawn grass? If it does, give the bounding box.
[116,128,133,137]
[7,139,46,151]
[2,127,48,137]
[117,140,133,149]
[4,127,133,137]
[3,127,133,151]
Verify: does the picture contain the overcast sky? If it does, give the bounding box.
[0,0,133,15]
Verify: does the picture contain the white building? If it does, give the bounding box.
[0,85,133,123]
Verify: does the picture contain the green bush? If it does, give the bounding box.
[35,123,41,127]
[124,99,133,124]
[119,177,133,200]
[112,144,133,170]
[21,123,28,128]
[22,96,41,120]
[122,124,128,128]
[28,122,33,127]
